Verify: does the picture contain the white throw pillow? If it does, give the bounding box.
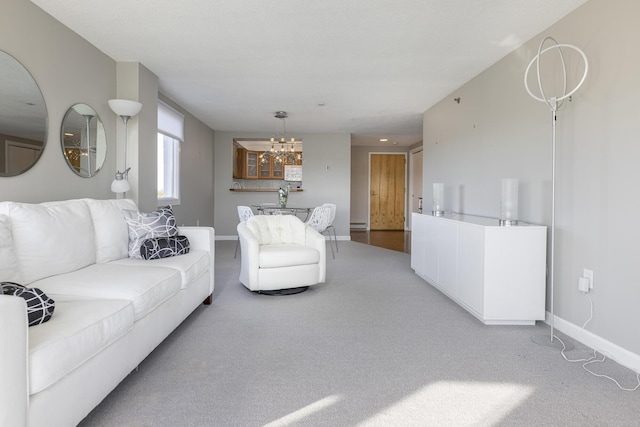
[0,214,23,283]
[9,200,96,283]
[86,198,138,263]
[122,205,178,259]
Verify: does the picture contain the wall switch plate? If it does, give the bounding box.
[583,269,594,290]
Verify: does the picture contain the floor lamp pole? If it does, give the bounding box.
[525,37,588,349]
[549,104,557,343]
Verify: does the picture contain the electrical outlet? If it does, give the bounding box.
[583,269,594,290]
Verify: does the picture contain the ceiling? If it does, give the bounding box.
[30,0,587,147]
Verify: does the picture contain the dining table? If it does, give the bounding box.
[252,204,314,221]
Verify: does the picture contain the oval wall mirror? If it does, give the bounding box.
[61,104,106,177]
[0,51,48,177]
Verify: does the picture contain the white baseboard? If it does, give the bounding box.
[544,312,640,373]
[215,235,352,241]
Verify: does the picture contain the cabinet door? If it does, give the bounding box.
[437,220,458,296]
[411,213,426,273]
[272,159,284,179]
[422,216,439,283]
[245,152,258,178]
[258,156,272,178]
[233,146,245,179]
[457,224,484,315]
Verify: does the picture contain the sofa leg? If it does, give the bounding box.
[203,295,212,305]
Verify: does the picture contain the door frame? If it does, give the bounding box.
[408,146,423,231]
[367,152,408,231]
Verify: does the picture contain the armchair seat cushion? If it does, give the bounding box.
[259,244,320,268]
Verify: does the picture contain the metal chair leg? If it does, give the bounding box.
[324,231,335,259]
[330,225,338,252]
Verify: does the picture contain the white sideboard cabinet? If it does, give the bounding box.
[411,212,547,325]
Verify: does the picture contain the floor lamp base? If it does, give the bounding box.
[531,334,574,351]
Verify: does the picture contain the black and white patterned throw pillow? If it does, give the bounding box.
[123,205,178,259]
[140,235,190,260]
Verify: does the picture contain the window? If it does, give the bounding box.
[157,101,184,204]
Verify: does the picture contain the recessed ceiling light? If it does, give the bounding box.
[379,138,388,142]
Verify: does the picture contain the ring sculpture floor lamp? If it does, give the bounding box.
[524,37,588,348]
[109,99,142,195]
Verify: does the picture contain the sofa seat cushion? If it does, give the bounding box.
[32,264,181,321]
[109,250,209,289]
[259,244,320,268]
[28,296,134,394]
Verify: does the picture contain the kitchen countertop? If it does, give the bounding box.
[229,188,304,192]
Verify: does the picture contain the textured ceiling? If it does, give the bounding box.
[30,0,587,147]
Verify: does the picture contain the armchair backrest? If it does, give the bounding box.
[246,215,307,245]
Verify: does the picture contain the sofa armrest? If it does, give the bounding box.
[178,226,215,295]
[237,222,261,289]
[0,296,29,427]
[304,225,327,283]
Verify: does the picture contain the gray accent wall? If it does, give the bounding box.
[0,0,215,227]
[423,0,640,358]
[0,0,116,202]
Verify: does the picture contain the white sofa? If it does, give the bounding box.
[237,215,326,292]
[0,198,215,427]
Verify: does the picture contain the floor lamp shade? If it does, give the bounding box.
[432,183,444,216]
[108,99,142,118]
[500,178,519,226]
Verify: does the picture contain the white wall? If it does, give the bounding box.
[423,0,640,361]
[214,131,351,238]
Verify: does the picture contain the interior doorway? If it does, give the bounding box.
[369,153,406,230]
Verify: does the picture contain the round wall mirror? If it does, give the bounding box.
[0,51,48,177]
[61,104,106,177]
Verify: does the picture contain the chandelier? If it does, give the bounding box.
[259,111,302,164]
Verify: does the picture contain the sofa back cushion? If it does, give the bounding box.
[0,214,23,283]
[86,198,138,263]
[8,199,96,283]
[246,215,306,245]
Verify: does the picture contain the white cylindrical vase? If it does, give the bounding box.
[432,183,444,216]
[500,178,519,226]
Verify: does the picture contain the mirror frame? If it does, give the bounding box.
[61,103,106,177]
[0,50,48,177]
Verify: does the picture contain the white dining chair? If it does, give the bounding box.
[235,206,254,258]
[322,203,338,254]
[305,205,334,259]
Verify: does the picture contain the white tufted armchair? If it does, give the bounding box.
[237,215,326,293]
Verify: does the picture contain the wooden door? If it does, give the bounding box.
[370,154,405,230]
